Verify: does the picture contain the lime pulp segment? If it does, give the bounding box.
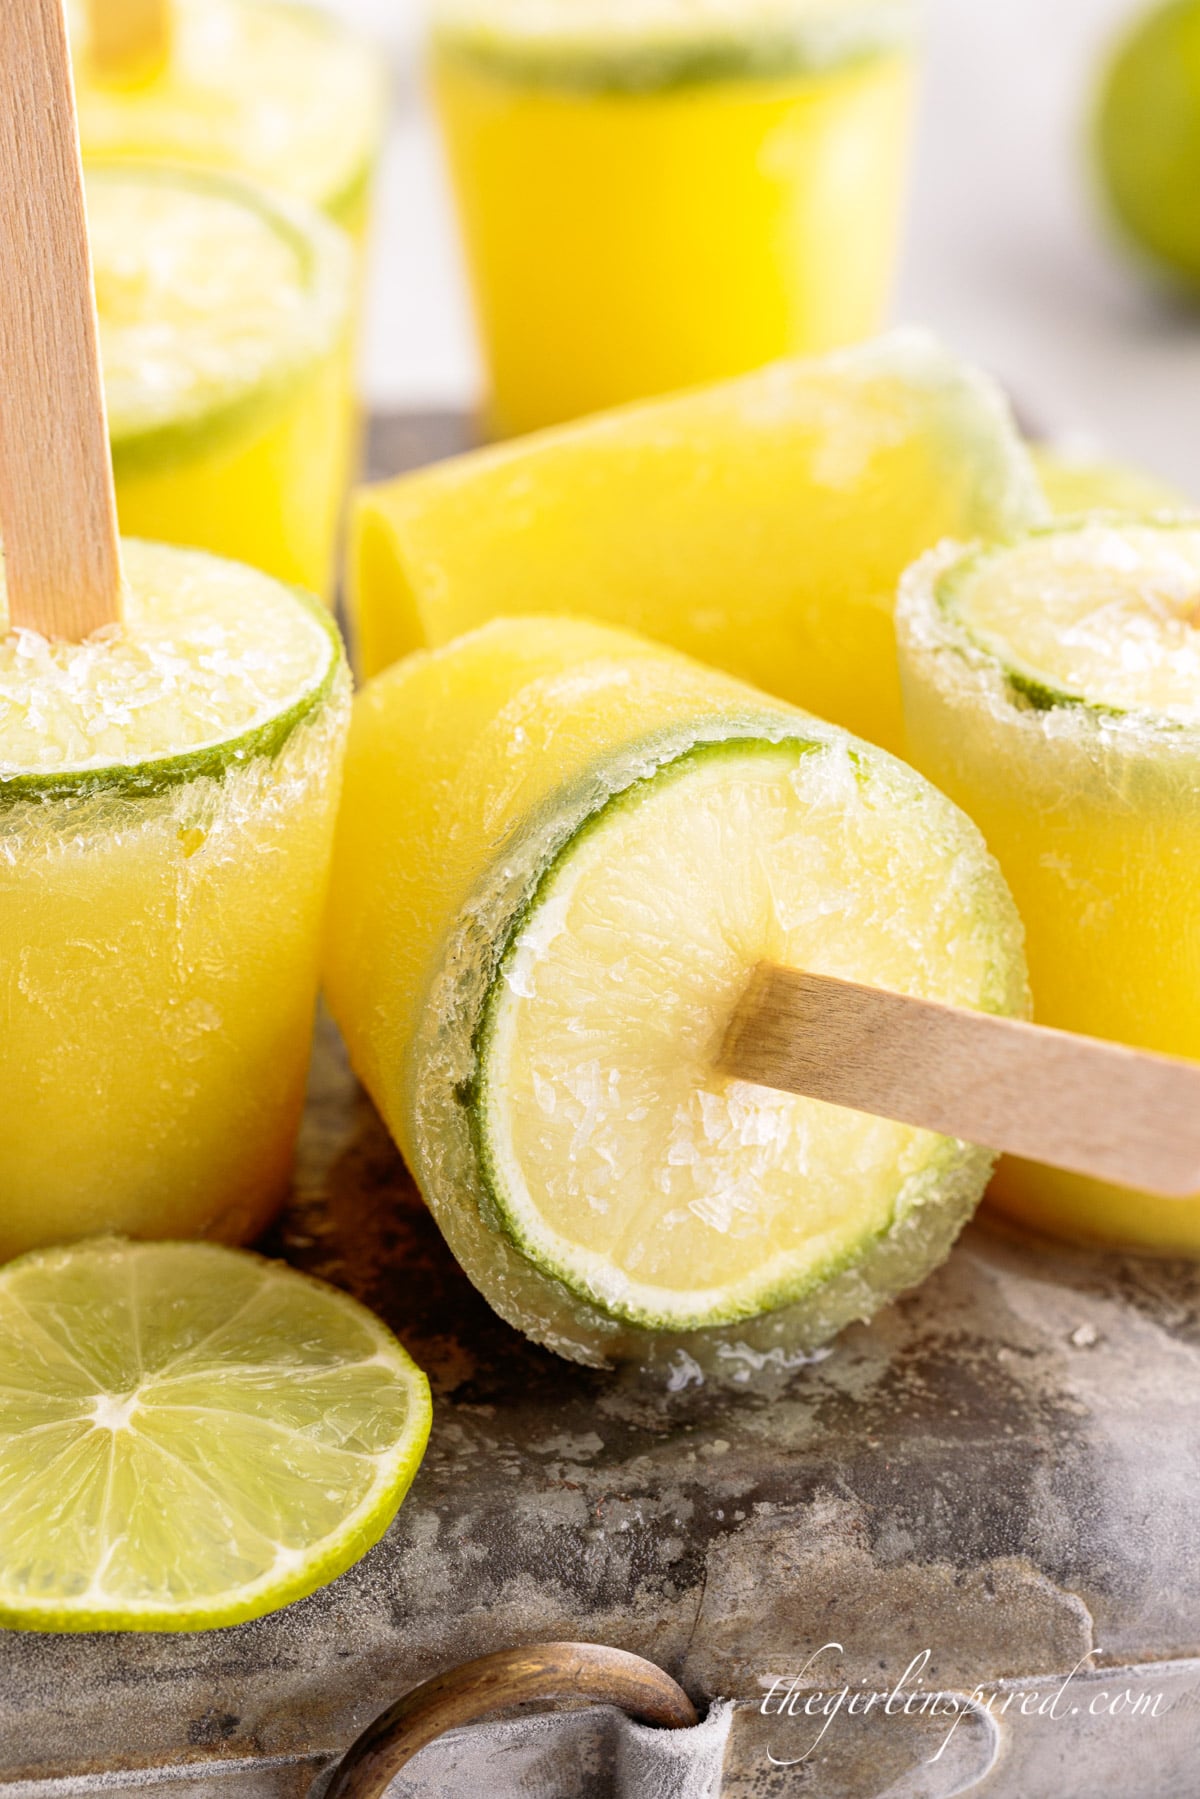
[475,733,1024,1333]
[0,1240,432,1632]
[939,519,1200,723]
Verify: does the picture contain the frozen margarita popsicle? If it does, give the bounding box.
[323,615,1027,1366]
[0,0,350,1261]
[351,331,1044,753]
[72,0,387,244]
[1032,444,1188,518]
[0,541,349,1261]
[897,517,1200,1255]
[432,0,920,435]
[90,161,354,600]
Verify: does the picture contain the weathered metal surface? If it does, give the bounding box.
[3,1011,1198,1797]
[1,417,1197,1798]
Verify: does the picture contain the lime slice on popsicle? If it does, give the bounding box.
[0,537,341,802]
[90,164,350,480]
[0,1240,432,1632]
[472,731,1023,1334]
[84,162,354,601]
[936,517,1200,719]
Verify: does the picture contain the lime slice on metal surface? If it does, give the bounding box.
[0,1239,432,1632]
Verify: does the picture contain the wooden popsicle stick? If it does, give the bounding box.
[86,0,171,84]
[0,0,122,641]
[720,965,1200,1199]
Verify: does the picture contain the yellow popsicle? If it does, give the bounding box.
[71,0,387,241]
[90,162,354,601]
[897,517,1200,1255]
[1032,443,1188,517]
[0,539,349,1260]
[350,331,1044,754]
[432,0,919,435]
[323,614,1027,1366]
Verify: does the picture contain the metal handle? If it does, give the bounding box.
[323,1640,700,1799]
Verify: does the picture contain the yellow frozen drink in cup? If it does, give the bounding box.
[898,517,1200,1255]
[0,543,349,1259]
[432,0,921,435]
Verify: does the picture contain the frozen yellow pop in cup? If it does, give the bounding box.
[898,517,1200,1256]
[89,162,354,600]
[0,542,349,1261]
[351,331,1044,753]
[1032,443,1188,517]
[324,615,1027,1367]
[71,0,387,247]
[432,0,921,436]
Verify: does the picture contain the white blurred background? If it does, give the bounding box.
[334,0,1199,489]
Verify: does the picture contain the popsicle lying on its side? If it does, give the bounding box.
[350,330,1045,754]
[323,614,1029,1368]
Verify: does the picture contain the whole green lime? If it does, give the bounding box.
[1097,0,1200,289]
